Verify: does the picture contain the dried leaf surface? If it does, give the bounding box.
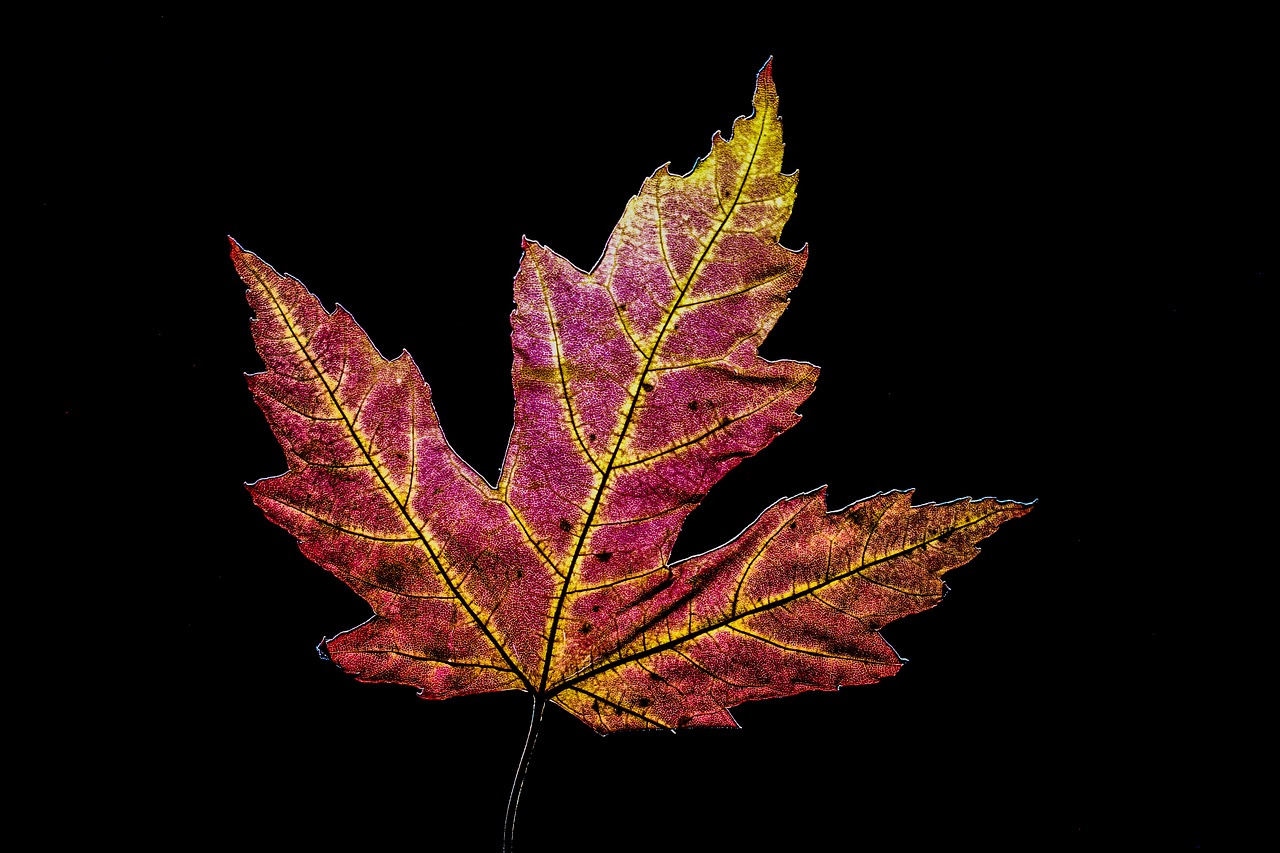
[232,61,1031,733]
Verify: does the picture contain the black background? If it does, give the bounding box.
[33,12,1267,850]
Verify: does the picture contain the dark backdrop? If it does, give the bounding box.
[34,12,1267,850]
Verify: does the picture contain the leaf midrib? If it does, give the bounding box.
[548,505,1009,695]
[247,263,534,693]
[537,103,774,695]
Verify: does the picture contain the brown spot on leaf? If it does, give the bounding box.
[372,562,408,590]
[595,551,612,562]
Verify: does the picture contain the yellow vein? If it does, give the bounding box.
[528,250,605,476]
[612,376,811,469]
[726,625,885,664]
[677,265,797,308]
[731,495,819,615]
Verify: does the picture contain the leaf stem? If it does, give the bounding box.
[503,694,547,852]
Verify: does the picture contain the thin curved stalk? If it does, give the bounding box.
[503,695,547,852]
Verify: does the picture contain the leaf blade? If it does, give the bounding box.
[498,63,823,692]
[230,61,1033,747]
[552,491,1033,731]
[232,240,553,694]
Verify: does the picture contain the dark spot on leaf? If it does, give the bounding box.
[688,401,698,410]
[619,303,627,311]
[637,697,651,707]
[593,700,600,712]
[642,382,654,392]
[683,494,704,506]
[588,434,596,441]
[559,519,571,533]
[649,671,663,681]
[591,605,600,613]
[939,530,953,542]
[372,562,408,589]
[677,715,693,727]
[580,623,592,634]
[516,570,523,578]
[595,551,612,562]
[789,522,797,530]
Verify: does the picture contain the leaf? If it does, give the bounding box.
[230,60,1031,844]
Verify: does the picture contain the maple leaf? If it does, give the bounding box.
[231,60,1031,848]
